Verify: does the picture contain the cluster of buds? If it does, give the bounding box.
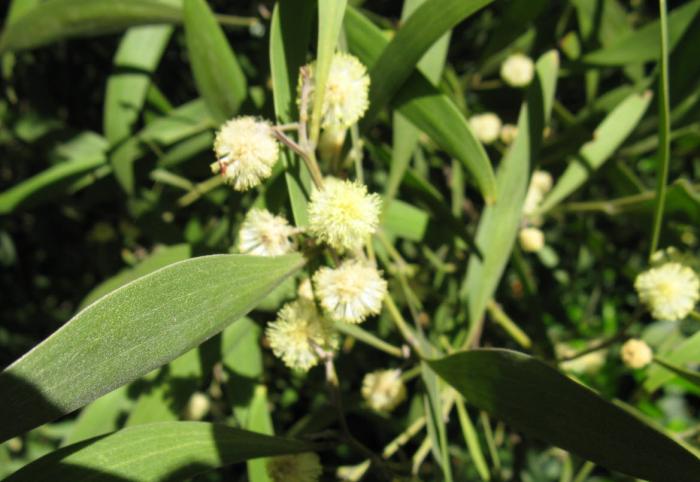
[518,170,553,253]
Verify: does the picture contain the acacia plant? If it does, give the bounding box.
[1,0,700,481]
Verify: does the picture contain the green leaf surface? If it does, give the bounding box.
[183,0,247,124]
[537,91,652,214]
[345,7,497,204]
[4,422,311,482]
[365,0,493,123]
[61,386,130,446]
[309,0,347,143]
[653,357,700,389]
[105,25,173,191]
[460,52,559,339]
[0,253,304,443]
[0,157,105,214]
[269,1,315,226]
[582,0,700,65]
[382,199,429,241]
[430,349,700,482]
[645,330,700,393]
[246,386,275,482]
[0,0,182,54]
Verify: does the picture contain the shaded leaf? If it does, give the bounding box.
[430,349,700,482]
[0,253,304,443]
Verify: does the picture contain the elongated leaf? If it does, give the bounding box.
[246,386,275,482]
[653,357,700,389]
[5,422,311,482]
[459,52,559,337]
[365,0,493,123]
[582,0,700,65]
[537,91,652,214]
[105,25,173,191]
[269,1,315,226]
[345,7,497,204]
[0,253,304,443]
[645,331,700,392]
[183,0,247,123]
[386,0,452,204]
[430,349,700,482]
[0,0,182,54]
[62,386,130,446]
[309,0,347,143]
[0,156,105,214]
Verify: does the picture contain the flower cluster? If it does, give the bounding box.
[500,53,535,87]
[634,261,699,321]
[361,369,407,412]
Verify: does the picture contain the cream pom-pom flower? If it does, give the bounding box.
[469,113,502,145]
[267,453,323,482]
[303,52,370,129]
[620,339,653,369]
[308,177,381,251]
[238,209,296,257]
[361,369,407,412]
[519,227,545,253]
[635,262,700,321]
[500,53,535,87]
[313,260,387,324]
[266,299,338,372]
[213,116,279,191]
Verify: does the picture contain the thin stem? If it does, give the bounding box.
[272,128,324,189]
[480,411,501,473]
[214,13,260,27]
[334,321,405,359]
[557,313,638,363]
[572,461,596,482]
[486,300,532,349]
[384,294,426,358]
[177,175,225,208]
[649,0,671,257]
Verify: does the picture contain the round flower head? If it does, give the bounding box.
[620,339,653,369]
[238,209,296,257]
[469,113,502,145]
[266,299,338,372]
[635,262,700,321]
[361,369,407,412]
[213,116,279,191]
[500,53,535,87]
[308,178,381,251]
[303,52,370,129]
[267,453,322,482]
[500,123,518,144]
[313,260,387,324]
[519,227,544,253]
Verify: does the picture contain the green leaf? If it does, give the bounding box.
[0,0,182,54]
[309,0,347,144]
[4,422,312,482]
[105,25,173,191]
[382,199,429,241]
[386,0,451,204]
[246,386,275,482]
[645,330,700,393]
[430,349,700,482]
[460,52,559,339]
[537,91,653,214]
[345,7,497,204]
[0,157,105,214]
[222,318,264,424]
[269,1,315,226]
[61,386,130,446]
[653,357,700,389]
[183,0,247,123]
[582,0,700,65]
[364,0,494,124]
[0,253,304,443]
